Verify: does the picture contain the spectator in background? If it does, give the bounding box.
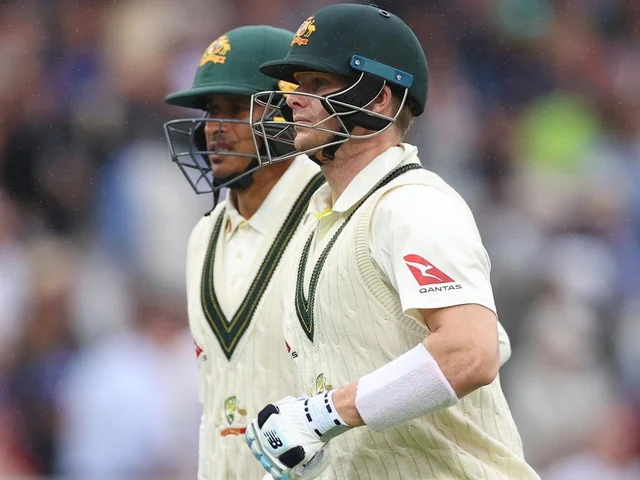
[544,401,640,480]
[54,287,200,479]
[3,240,79,475]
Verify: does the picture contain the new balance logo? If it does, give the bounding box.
[403,254,455,286]
[264,430,283,449]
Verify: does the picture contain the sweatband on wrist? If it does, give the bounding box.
[304,390,351,441]
[355,343,459,432]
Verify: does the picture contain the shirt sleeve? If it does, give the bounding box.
[369,185,496,320]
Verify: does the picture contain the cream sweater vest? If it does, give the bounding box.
[286,159,539,480]
[186,163,323,480]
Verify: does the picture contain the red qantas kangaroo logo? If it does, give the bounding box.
[403,254,455,286]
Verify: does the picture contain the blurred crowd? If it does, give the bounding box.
[0,0,638,478]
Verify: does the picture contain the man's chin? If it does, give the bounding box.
[294,136,324,156]
[213,170,255,190]
[211,168,249,184]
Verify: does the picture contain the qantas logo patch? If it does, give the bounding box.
[403,254,455,286]
[285,340,298,359]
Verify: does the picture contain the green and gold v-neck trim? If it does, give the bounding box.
[201,172,325,360]
[295,163,423,342]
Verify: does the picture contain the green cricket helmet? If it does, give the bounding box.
[163,25,296,195]
[251,3,429,165]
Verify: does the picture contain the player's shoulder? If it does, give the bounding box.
[187,202,226,249]
[378,168,471,219]
[367,171,482,247]
[198,200,226,227]
[371,177,483,249]
[381,147,465,204]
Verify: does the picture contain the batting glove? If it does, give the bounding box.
[245,393,351,479]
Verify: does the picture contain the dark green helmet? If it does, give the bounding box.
[163,25,296,195]
[250,4,428,166]
[260,3,428,116]
[166,25,294,109]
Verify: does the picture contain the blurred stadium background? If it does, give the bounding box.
[0,0,638,478]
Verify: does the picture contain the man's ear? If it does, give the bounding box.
[370,85,394,115]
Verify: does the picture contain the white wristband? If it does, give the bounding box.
[355,343,458,432]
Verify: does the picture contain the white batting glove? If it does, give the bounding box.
[245,393,351,480]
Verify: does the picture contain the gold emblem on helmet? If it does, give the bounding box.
[199,34,231,66]
[291,16,316,46]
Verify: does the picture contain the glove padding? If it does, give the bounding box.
[245,396,332,480]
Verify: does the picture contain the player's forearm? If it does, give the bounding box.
[332,341,463,431]
[332,315,500,430]
[332,383,364,427]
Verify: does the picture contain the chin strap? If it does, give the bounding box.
[308,134,349,165]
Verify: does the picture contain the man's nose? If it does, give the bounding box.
[204,118,226,139]
[286,91,306,111]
